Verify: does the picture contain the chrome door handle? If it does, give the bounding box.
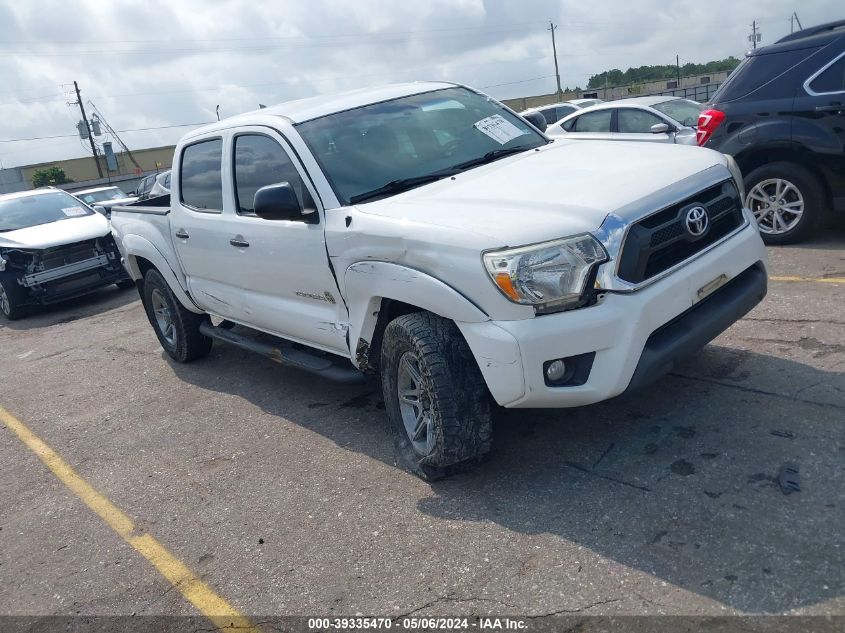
[815,104,843,113]
[174,229,189,239]
[229,238,250,248]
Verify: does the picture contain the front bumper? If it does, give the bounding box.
[458,220,768,408]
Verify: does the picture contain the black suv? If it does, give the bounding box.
[699,20,845,244]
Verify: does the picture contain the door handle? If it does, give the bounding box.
[174,229,189,239]
[815,104,843,113]
[229,238,250,248]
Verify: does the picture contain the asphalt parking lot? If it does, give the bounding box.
[1,227,843,624]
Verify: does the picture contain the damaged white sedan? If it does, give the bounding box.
[0,188,133,320]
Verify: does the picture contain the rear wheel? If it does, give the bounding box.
[744,162,825,245]
[0,274,25,321]
[380,312,492,480]
[142,268,212,362]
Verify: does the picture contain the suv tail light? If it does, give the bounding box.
[697,109,726,146]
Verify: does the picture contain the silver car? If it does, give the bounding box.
[546,96,704,145]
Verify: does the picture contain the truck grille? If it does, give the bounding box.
[617,180,744,285]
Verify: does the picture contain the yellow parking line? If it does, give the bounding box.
[770,275,845,284]
[0,404,259,632]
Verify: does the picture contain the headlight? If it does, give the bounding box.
[725,154,745,202]
[483,234,608,312]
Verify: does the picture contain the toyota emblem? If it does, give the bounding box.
[685,206,709,237]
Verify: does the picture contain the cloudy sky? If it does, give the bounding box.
[0,0,839,168]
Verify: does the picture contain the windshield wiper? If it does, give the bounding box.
[349,168,461,204]
[451,145,534,171]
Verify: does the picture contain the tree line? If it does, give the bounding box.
[586,57,742,90]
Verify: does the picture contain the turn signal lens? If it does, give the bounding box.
[494,272,520,302]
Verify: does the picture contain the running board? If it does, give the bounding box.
[199,321,366,384]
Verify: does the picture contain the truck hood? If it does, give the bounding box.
[0,212,110,250]
[356,140,728,246]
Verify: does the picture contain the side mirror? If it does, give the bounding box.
[523,111,548,133]
[650,123,670,134]
[93,205,108,216]
[254,182,303,221]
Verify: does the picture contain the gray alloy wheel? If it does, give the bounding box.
[150,287,177,346]
[396,350,436,457]
[746,177,805,235]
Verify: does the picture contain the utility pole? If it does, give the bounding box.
[73,81,103,178]
[748,21,761,50]
[676,54,681,88]
[791,12,802,32]
[88,101,141,171]
[548,21,563,101]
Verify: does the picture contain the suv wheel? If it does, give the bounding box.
[0,274,25,321]
[380,312,492,480]
[142,268,212,362]
[744,162,824,245]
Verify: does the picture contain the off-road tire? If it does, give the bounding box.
[744,162,825,245]
[142,268,212,362]
[380,312,492,480]
[0,273,26,321]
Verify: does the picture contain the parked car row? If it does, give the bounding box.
[526,20,845,244]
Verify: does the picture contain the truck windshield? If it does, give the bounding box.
[0,191,94,232]
[296,87,548,205]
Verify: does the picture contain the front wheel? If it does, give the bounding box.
[744,162,825,245]
[0,274,25,321]
[142,268,212,362]
[380,312,492,480]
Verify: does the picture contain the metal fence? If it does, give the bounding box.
[606,82,722,104]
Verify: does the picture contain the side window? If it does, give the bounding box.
[617,108,665,133]
[539,108,558,125]
[233,134,313,216]
[572,110,612,132]
[809,54,845,94]
[180,139,223,212]
[556,105,576,120]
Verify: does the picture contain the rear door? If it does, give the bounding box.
[562,109,615,141]
[170,137,240,317]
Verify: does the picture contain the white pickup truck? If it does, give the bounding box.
[111,82,768,479]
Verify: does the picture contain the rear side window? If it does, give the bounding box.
[572,110,612,132]
[556,105,577,120]
[233,134,312,215]
[180,139,223,212]
[712,48,820,102]
[539,108,557,125]
[617,108,664,133]
[808,53,845,94]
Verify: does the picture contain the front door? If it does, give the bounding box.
[795,51,845,206]
[222,129,348,354]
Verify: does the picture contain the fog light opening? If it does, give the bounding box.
[545,359,567,382]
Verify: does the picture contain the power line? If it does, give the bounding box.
[0,122,213,144]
